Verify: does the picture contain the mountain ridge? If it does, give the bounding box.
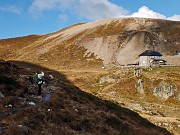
[0,17,179,68]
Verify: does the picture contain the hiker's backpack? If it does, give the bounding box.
[33,73,38,84]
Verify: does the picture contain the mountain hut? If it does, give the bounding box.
[139,50,166,66]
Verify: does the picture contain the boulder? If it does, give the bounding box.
[153,81,177,100]
[135,79,144,94]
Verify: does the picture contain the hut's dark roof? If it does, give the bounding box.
[139,50,162,56]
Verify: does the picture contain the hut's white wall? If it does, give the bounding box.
[139,56,151,66]
[139,56,162,66]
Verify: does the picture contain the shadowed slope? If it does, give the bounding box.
[0,60,171,135]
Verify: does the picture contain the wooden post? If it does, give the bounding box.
[134,67,142,77]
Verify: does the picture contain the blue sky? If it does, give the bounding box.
[0,0,179,39]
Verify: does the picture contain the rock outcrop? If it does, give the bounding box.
[153,81,178,100]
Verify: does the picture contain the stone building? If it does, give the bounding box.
[139,50,166,67]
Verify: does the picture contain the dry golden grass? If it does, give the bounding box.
[61,66,180,134]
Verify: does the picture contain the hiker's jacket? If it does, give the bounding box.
[37,72,44,85]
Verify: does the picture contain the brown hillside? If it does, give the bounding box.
[0,18,179,68]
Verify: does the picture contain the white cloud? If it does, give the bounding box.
[129,6,180,21]
[29,0,180,21]
[130,6,166,19]
[29,0,128,19]
[0,5,22,15]
[167,15,180,21]
[74,0,129,20]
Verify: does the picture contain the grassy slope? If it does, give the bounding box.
[65,66,180,134]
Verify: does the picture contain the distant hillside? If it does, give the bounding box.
[0,60,171,134]
[0,18,179,69]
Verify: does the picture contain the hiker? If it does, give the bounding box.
[37,71,44,96]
